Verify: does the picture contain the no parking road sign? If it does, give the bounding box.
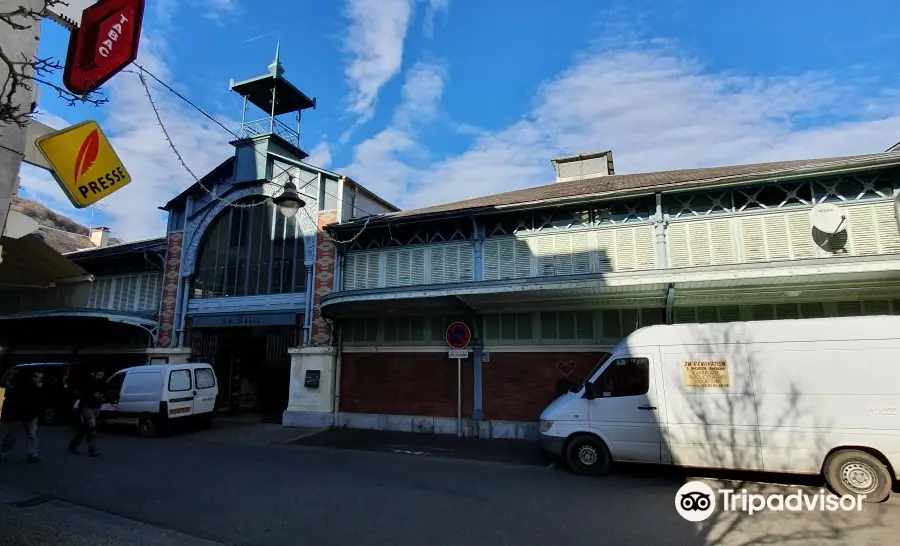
[445,321,471,350]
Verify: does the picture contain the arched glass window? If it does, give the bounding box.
[193,196,306,298]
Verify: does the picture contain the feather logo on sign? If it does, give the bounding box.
[73,129,99,186]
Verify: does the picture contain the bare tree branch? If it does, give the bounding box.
[0,0,108,128]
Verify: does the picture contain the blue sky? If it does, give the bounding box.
[20,0,900,241]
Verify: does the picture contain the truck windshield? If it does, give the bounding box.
[570,352,612,392]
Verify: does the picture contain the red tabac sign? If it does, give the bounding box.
[63,0,145,95]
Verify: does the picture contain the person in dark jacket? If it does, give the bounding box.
[68,370,106,457]
[0,370,48,463]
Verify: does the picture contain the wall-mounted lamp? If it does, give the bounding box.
[273,176,305,218]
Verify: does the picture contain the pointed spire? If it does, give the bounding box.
[268,39,284,77]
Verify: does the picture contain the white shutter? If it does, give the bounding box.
[687,223,713,267]
[666,223,691,268]
[513,238,531,278]
[633,226,656,269]
[410,248,426,285]
[615,229,637,271]
[668,220,735,268]
[533,232,593,277]
[364,253,381,288]
[430,246,445,284]
[786,211,816,259]
[848,206,879,256]
[484,240,500,280]
[536,235,555,276]
[739,217,767,262]
[596,231,614,272]
[384,251,400,287]
[762,215,791,261]
[873,202,900,254]
[458,243,474,281]
[499,239,518,279]
[429,243,473,284]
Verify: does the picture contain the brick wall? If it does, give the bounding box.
[483,352,600,422]
[340,353,474,418]
[156,232,183,347]
[310,209,338,346]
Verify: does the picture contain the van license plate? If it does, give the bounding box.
[169,407,190,415]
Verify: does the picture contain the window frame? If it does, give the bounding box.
[194,367,216,390]
[167,369,193,392]
[591,356,650,398]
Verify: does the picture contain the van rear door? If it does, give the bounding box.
[192,366,217,415]
[165,368,195,418]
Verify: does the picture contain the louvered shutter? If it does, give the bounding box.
[365,253,381,288]
[873,202,900,254]
[762,215,791,261]
[786,211,816,259]
[499,238,519,279]
[596,231,615,272]
[848,206,879,256]
[410,248,426,285]
[484,240,500,280]
[739,217,767,262]
[666,223,691,268]
[695,306,719,323]
[774,304,800,319]
[384,251,400,287]
[748,304,775,321]
[429,243,473,284]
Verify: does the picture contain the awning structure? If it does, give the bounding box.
[321,254,900,319]
[0,234,92,288]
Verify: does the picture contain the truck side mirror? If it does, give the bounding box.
[583,382,596,400]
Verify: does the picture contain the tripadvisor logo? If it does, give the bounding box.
[675,481,866,521]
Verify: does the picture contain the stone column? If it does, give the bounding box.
[310,209,337,345]
[283,346,337,428]
[157,232,184,347]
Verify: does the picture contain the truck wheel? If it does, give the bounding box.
[824,449,892,503]
[565,435,610,476]
[138,415,157,438]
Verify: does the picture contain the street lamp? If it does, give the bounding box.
[273,177,305,218]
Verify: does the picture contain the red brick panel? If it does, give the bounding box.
[311,209,338,346]
[340,353,474,418]
[483,352,601,422]
[157,232,183,347]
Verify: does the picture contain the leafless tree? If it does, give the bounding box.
[0,0,107,128]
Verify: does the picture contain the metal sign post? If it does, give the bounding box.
[445,322,472,437]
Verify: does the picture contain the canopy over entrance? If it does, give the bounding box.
[0,234,91,288]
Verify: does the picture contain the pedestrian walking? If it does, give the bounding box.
[68,369,106,457]
[0,370,48,463]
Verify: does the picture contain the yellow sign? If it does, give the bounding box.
[683,360,730,388]
[36,120,132,208]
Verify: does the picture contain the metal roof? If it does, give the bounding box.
[331,151,900,230]
[63,237,167,260]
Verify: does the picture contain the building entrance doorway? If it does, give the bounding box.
[190,326,296,423]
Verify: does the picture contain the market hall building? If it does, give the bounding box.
[152,53,396,421]
[291,149,900,439]
[147,53,900,434]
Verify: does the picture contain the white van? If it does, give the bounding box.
[538,315,900,502]
[99,363,218,437]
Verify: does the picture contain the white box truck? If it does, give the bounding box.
[538,315,900,502]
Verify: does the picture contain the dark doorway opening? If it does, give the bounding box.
[190,326,296,423]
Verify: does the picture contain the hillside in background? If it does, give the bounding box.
[10,196,123,253]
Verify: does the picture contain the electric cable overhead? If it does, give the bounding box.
[127,65,387,244]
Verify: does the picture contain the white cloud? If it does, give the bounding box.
[343,40,900,210]
[343,61,447,199]
[422,0,449,39]
[342,0,416,122]
[306,141,333,169]
[21,34,237,242]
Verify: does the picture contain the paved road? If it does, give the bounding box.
[0,423,897,545]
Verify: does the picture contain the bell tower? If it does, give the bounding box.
[228,42,317,183]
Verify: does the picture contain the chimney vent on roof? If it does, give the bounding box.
[551,151,615,182]
[90,226,110,247]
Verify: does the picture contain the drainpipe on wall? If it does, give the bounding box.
[175,277,191,347]
[332,326,342,428]
[470,217,485,426]
[665,284,676,325]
